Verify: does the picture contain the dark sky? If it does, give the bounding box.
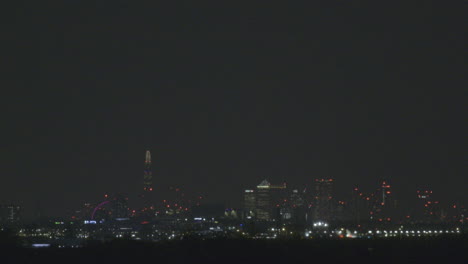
[3,1,466,217]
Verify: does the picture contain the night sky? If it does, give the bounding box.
[3,2,466,218]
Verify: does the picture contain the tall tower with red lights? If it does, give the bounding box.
[374,179,397,223]
[143,150,153,193]
[381,180,391,206]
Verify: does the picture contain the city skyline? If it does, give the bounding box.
[3,1,466,218]
[1,146,467,219]
[2,2,466,263]
[2,149,466,223]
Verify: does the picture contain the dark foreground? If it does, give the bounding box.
[2,237,467,264]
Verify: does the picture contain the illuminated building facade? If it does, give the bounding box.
[284,189,308,226]
[243,190,256,219]
[313,179,334,223]
[256,180,272,220]
[254,180,287,221]
[0,204,21,224]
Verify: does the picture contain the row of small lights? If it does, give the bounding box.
[307,229,460,236]
[369,229,460,234]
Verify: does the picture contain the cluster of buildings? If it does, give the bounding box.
[240,178,466,229]
[0,150,466,248]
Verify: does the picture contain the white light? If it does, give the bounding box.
[32,244,50,248]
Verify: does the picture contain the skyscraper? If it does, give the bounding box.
[143,150,153,192]
[256,180,272,220]
[313,178,334,223]
[255,180,286,221]
[243,189,256,219]
[139,150,154,219]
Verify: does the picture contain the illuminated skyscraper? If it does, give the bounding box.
[313,178,334,223]
[256,180,272,220]
[143,150,153,192]
[138,150,155,220]
[283,189,309,226]
[243,190,256,219]
[255,180,286,221]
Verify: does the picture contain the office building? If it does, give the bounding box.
[313,178,334,223]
